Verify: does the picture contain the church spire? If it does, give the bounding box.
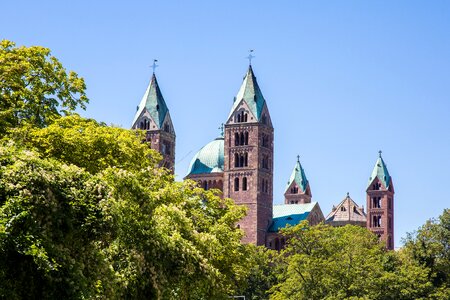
[227,65,268,123]
[131,73,169,130]
[285,156,309,194]
[284,156,312,204]
[367,150,391,190]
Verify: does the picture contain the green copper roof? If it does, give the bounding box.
[269,203,317,232]
[368,152,391,189]
[227,65,266,121]
[132,74,169,129]
[187,137,224,176]
[285,157,309,193]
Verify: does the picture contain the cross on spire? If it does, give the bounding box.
[218,123,224,137]
[151,59,159,74]
[378,150,382,158]
[297,155,300,163]
[246,49,255,65]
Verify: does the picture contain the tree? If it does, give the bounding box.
[1,116,249,299]
[402,209,450,299]
[269,222,437,300]
[0,40,88,133]
[270,222,387,300]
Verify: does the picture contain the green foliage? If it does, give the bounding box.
[269,222,441,300]
[0,143,114,299]
[401,209,450,299]
[235,245,279,300]
[0,116,249,299]
[13,115,161,174]
[0,40,88,132]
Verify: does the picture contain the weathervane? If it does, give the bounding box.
[246,49,255,65]
[151,59,159,74]
[218,123,224,137]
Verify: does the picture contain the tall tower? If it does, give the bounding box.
[284,156,312,204]
[366,151,394,250]
[131,73,176,172]
[223,65,274,246]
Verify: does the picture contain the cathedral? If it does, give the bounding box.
[131,64,395,250]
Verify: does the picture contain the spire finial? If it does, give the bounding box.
[151,59,159,74]
[218,123,224,137]
[347,192,350,198]
[246,49,255,65]
[378,150,382,158]
[297,155,300,163]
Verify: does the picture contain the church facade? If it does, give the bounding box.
[132,65,395,250]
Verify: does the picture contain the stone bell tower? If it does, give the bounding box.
[366,151,394,250]
[131,70,176,172]
[223,65,274,246]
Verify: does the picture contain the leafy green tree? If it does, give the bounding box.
[270,222,439,300]
[235,245,279,300]
[0,40,87,133]
[0,143,115,299]
[1,116,250,299]
[402,209,450,299]
[270,222,386,300]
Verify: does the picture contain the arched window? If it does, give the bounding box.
[239,155,244,167]
[244,113,248,122]
[373,197,381,208]
[242,177,247,191]
[240,132,245,145]
[341,206,346,211]
[234,177,239,191]
[237,114,241,123]
[203,181,208,190]
[234,153,239,167]
[244,152,248,167]
[164,123,170,132]
[139,121,144,129]
[373,215,381,227]
[235,133,239,146]
[244,132,249,145]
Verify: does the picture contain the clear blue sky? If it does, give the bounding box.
[3,1,450,247]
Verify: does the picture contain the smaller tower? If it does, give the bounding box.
[131,72,176,172]
[366,151,394,250]
[284,156,312,204]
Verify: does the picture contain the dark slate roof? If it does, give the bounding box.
[132,74,169,129]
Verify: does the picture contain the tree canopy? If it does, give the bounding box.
[1,116,249,299]
[0,40,88,132]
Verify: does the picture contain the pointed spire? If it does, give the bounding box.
[285,156,309,194]
[227,65,266,122]
[132,72,169,129]
[368,151,391,189]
